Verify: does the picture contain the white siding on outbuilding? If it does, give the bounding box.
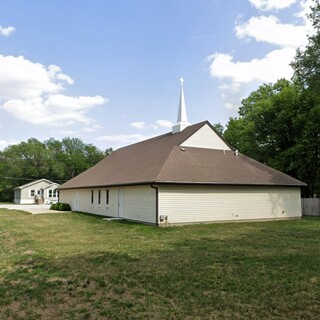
[158,185,302,224]
[14,180,59,204]
[181,124,231,150]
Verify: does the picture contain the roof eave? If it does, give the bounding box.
[59,180,307,190]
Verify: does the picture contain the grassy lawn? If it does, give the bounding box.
[0,209,319,320]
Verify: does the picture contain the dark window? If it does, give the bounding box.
[98,190,101,205]
[91,190,94,204]
[106,189,109,207]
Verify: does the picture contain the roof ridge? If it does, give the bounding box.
[115,121,209,151]
[153,145,178,182]
[14,178,56,189]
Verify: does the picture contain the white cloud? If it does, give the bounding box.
[97,133,154,149]
[131,119,173,130]
[2,94,106,127]
[0,25,15,37]
[209,48,295,84]
[225,102,240,110]
[209,0,312,111]
[235,15,310,48]
[0,55,107,129]
[155,119,174,128]
[0,138,17,150]
[0,55,62,99]
[248,0,296,11]
[130,121,146,129]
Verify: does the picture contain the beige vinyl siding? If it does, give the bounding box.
[60,188,119,217]
[123,186,156,224]
[60,185,156,223]
[159,185,301,224]
[180,124,231,150]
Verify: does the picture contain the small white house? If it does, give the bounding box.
[14,179,60,204]
[59,81,306,226]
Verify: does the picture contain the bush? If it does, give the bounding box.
[50,203,58,210]
[58,203,71,211]
[50,203,71,211]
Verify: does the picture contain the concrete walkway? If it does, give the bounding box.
[0,204,62,214]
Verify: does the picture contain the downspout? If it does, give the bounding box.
[151,184,159,226]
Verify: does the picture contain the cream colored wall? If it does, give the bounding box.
[180,124,231,150]
[158,185,302,224]
[60,188,117,216]
[123,186,156,224]
[60,185,156,224]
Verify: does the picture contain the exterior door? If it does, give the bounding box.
[118,188,125,218]
[72,191,80,211]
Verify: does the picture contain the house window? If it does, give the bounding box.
[91,190,94,205]
[106,189,109,208]
[98,190,101,206]
[37,190,41,195]
[49,190,53,197]
[30,189,35,197]
[53,189,58,197]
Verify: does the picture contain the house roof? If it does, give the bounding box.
[14,178,60,190]
[59,121,306,190]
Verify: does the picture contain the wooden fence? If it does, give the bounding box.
[301,198,320,216]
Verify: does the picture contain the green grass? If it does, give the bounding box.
[0,209,319,320]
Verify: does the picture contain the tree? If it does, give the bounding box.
[0,137,107,202]
[224,79,320,196]
[291,0,320,92]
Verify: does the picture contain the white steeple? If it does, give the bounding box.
[172,77,191,134]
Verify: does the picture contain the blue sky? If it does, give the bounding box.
[0,0,313,150]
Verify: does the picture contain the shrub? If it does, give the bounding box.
[50,203,59,210]
[58,203,71,211]
[50,203,70,211]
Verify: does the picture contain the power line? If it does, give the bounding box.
[0,176,68,182]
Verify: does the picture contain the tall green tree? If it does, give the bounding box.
[224,1,320,196]
[224,79,319,196]
[291,0,320,92]
[0,137,107,202]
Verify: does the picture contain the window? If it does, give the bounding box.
[53,189,58,197]
[91,190,94,205]
[98,190,101,206]
[30,189,35,197]
[49,190,53,197]
[106,189,109,208]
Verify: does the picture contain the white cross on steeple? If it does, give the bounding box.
[179,77,184,87]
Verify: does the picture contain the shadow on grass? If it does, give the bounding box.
[1,226,320,320]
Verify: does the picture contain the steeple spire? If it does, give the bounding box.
[172,77,191,134]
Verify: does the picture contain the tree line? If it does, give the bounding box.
[218,1,320,197]
[0,137,112,202]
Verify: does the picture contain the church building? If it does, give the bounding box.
[59,79,305,225]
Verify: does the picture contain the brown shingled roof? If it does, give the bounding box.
[59,121,306,190]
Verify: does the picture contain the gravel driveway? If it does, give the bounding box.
[0,204,61,214]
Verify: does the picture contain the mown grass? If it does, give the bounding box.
[0,209,319,320]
